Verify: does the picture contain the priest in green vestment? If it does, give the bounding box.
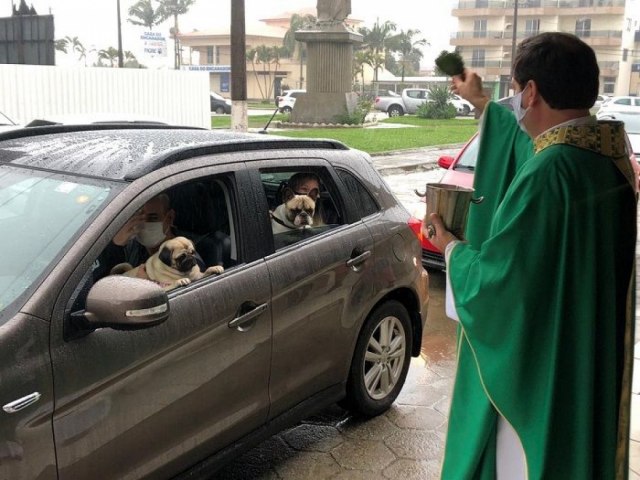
[429,32,637,479]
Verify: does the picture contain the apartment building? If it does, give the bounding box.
[450,0,640,98]
[177,8,362,101]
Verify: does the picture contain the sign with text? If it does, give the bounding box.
[141,31,167,57]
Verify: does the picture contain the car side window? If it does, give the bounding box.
[260,167,343,250]
[82,176,238,306]
[336,169,380,219]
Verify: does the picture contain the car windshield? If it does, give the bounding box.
[454,135,480,171]
[0,165,112,318]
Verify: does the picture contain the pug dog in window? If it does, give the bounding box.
[111,236,223,291]
[270,186,324,234]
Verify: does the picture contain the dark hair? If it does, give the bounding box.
[513,32,599,109]
[288,172,320,192]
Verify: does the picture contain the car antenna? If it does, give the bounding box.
[259,106,280,134]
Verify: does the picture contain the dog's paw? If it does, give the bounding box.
[204,266,224,276]
[177,278,191,287]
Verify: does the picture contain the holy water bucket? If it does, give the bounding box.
[415,183,484,240]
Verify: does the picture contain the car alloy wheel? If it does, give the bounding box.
[215,106,225,114]
[341,300,412,416]
[388,106,403,117]
[462,105,470,116]
[282,106,293,114]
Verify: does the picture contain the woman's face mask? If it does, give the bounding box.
[510,85,530,133]
[137,221,166,248]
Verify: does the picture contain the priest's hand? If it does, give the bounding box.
[427,213,459,253]
[451,69,489,115]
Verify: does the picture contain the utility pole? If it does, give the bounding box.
[509,0,519,80]
[116,0,124,68]
[230,0,248,132]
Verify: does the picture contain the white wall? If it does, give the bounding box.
[0,65,211,128]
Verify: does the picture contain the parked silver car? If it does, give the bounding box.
[0,124,429,479]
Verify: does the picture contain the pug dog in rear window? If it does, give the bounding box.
[110,236,223,291]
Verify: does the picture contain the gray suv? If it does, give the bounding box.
[0,124,429,479]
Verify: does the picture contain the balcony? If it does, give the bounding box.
[451,29,622,47]
[453,0,625,15]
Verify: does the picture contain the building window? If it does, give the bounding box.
[475,0,488,6]
[471,49,485,68]
[207,46,214,64]
[215,48,220,64]
[525,19,540,37]
[603,76,615,95]
[575,18,591,38]
[474,19,487,38]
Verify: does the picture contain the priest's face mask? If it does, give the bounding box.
[510,81,532,135]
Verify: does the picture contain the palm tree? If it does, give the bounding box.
[128,0,163,30]
[157,0,196,69]
[246,45,285,101]
[358,19,397,82]
[98,47,120,67]
[388,29,428,83]
[353,50,369,93]
[283,13,315,89]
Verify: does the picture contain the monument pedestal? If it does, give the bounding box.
[293,26,363,124]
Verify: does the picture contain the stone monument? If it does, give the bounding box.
[292,0,362,124]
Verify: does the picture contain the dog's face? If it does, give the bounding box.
[281,187,318,228]
[158,237,198,273]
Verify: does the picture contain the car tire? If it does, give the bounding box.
[462,105,470,116]
[341,300,412,417]
[215,106,225,115]
[282,106,293,114]
[387,105,404,117]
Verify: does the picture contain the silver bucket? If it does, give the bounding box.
[415,183,483,240]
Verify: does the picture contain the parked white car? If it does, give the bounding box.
[596,96,640,154]
[275,89,306,113]
[596,95,640,116]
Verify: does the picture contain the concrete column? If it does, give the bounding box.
[292,26,363,124]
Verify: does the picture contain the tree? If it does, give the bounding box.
[387,29,428,82]
[54,36,90,65]
[283,13,316,89]
[358,19,397,82]
[157,0,197,69]
[98,47,120,67]
[246,45,285,101]
[128,0,163,30]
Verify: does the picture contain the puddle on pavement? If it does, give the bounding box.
[420,269,458,365]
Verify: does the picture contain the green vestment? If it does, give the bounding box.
[441,109,636,479]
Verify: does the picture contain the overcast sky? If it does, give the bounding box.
[1,0,456,68]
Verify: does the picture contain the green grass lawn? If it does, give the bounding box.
[210,115,479,154]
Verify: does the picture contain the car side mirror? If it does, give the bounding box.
[73,276,170,333]
[438,156,454,169]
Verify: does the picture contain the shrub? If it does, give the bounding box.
[335,98,373,125]
[416,85,456,119]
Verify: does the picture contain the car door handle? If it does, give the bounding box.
[346,250,371,269]
[228,302,268,329]
[3,392,41,413]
